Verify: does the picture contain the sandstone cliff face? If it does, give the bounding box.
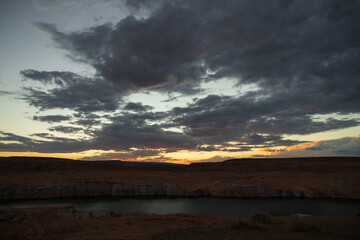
[1,157,359,200]
[0,182,356,200]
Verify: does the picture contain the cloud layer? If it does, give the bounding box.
[1,0,359,161]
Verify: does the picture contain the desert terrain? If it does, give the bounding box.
[1,156,360,239]
[1,203,359,240]
[0,156,359,199]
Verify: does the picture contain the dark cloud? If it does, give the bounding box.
[248,115,359,136]
[237,134,305,147]
[264,136,360,157]
[123,0,165,11]
[2,0,359,159]
[66,109,195,152]
[73,113,102,127]
[0,131,35,151]
[173,92,360,145]
[75,119,102,127]
[33,115,71,123]
[197,145,218,151]
[22,71,123,113]
[34,0,360,101]
[0,90,12,96]
[20,70,79,86]
[94,120,198,151]
[31,0,360,117]
[33,140,90,153]
[124,102,153,112]
[30,133,76,142]
[49,126,83,133]
[152,80,204,95]
[33,0,86,10]
[111,110,166,123]
[308,137,360,156]
[31,133,52,138]
[1,110,196,154]
[219,134,304,152]
[85,110,197,152]
[0,131,90,153]
[33,0,138,11]
[173,94,230,116]
[33,7,207,91]
[278,0,294,9]
[0,142,27,152]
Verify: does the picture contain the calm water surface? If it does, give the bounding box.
[1,197,359,217]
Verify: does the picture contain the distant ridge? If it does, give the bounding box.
[0,156,184,173]
[189,156,360,169]
[98,160,183,166]
[5,156,74,161]
[222,156,360,162]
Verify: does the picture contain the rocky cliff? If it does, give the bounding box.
[1,157,359,200]
[0,182,357,200]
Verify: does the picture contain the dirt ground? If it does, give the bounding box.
[0,156,359,198]
[1,204,359,240]
[0,157,360,239]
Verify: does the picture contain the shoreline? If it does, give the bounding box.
[1,203,359,240]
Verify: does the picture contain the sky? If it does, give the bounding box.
[0,0,359,164]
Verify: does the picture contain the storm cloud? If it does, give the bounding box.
[49,126,83,133]
[34,0,360,96]
[2,0,359,159]
[22,70,124,113]
[94,116,199,151]
[124,102,153,112]
[33,115,72,123]
[173,92,360,145]
[0,131,90,153]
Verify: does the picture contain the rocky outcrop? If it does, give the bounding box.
[0,182,356,200]
[0,203,114,222]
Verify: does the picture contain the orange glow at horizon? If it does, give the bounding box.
[0,140,327,164]
[260,141,321,156]
[0,151,84,160]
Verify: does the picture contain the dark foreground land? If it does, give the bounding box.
[0,156,360,239]
[0,156,359,199]
[1,204,359,240]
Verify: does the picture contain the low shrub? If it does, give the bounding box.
[269,210,290,216]
[290,218,319,232]
[230,217,261,230]
[250,212,272,224]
